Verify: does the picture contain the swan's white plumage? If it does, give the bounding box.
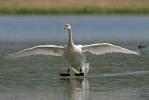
[82,43,139,55]
[7,24,139,76]
[7,45,64,59]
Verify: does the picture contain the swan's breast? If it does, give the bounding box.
[64,45,86,65]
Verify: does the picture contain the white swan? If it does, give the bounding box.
[7,24,139,76]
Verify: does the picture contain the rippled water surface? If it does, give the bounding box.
[0,15,149,100]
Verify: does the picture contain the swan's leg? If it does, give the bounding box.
[67,68,70,74]
[60,65,70,77]
[80,68,82,73]
[74,65,84,76]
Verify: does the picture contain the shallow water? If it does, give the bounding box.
[0,15,149,100]
[0,41,149,100]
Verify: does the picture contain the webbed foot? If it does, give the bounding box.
[74,73,84,76]
[60,73,70,77]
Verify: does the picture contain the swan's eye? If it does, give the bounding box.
[64,25,69,29]
[64,24,71,29]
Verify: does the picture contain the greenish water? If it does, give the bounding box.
[0,41,149,100]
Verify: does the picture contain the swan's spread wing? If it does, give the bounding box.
[7,45,64,59]
[82,43,139,55]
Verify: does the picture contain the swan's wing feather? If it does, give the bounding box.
[7,45,64,59]
[82,43,139,55]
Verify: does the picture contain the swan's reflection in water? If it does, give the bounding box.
[60,78,89,100]
[60,77,142,100]
[0,77,144,100]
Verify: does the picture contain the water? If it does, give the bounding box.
[0,15,149,41]
[0,15,149,100]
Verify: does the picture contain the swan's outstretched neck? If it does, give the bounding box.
[68,29,74,46]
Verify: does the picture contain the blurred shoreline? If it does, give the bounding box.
[1,0,149,8]
[0,7,149,14]
[0,0,149,14]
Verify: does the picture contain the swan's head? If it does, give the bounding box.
[64,24,71,30]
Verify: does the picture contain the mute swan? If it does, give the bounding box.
[7,24,139,76]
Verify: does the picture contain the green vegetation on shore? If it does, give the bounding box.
[0,7,149,14]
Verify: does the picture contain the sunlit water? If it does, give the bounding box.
[0,15,149,100]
